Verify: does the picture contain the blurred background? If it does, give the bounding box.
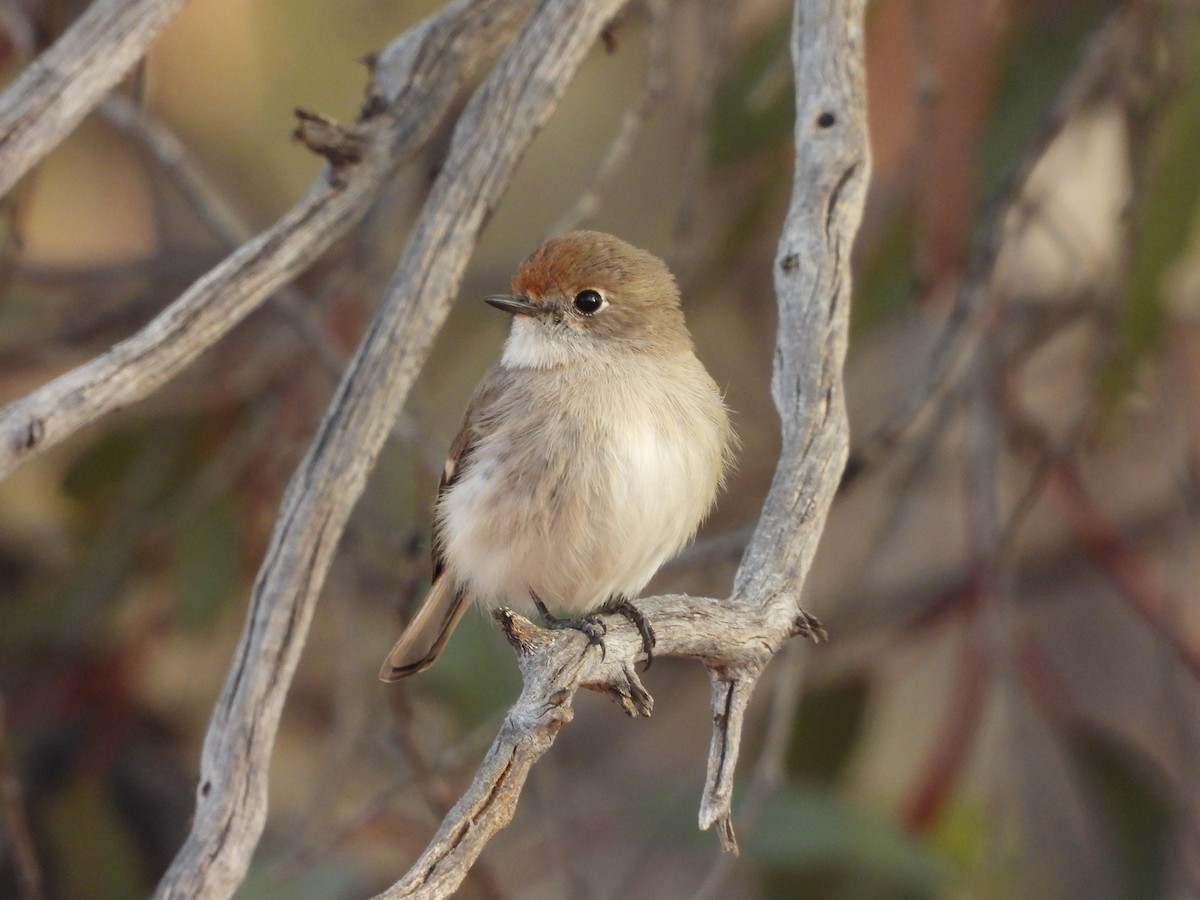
[1,0,1199,897]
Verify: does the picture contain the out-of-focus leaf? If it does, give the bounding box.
[422,607,521,723]
[752,785,950,898]
[703,163,792,286]
[1108,32,1200,396]
[61,423,156,509]
[44,770,146,899]
[61,413,213,518]
[927,798,1022,897]
[238,857,364,900]
[1065,725,1173,900]
[979,3,1108,201]
[172,497,242,630]
[853,203,918,338]
[786,673,871,783]
[708,10,793,169]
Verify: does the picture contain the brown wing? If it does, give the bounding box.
[430,365,508,580]
[379,366,511,681]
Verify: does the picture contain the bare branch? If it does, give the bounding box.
[696,0,869,846]
[372,0,869,888]
[374,597,816,899]
[0,0,190,199]
[0,0,529,480]
[153,1,624,897]
[0,0,530,480]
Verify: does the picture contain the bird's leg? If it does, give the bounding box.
[530,590,608,658]
[598,596,657,668]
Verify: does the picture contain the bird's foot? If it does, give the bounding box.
[598,596,657,668]
[530,591,608,658]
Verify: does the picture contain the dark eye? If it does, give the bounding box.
[573,289,605,315]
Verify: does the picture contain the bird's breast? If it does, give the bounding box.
[438,357,729,613]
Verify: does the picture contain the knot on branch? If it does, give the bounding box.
[7,415,44,454]
[794,608,827,642]
[493,607,541,657]
[590,662,653,718]
[292,108,367,185]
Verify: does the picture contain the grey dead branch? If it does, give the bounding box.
[0,0,869,897]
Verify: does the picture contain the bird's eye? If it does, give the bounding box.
[573,289,605,315]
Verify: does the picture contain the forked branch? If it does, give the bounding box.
[377,0,869,892]
[0,0,868,895]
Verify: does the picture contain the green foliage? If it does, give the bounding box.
[172,496,242,630]
[852,203,919,338]
[61,422,162,511]
[44,772,147,899]
[421,608,521,723]
[1066,725,1174,900]
[700,9,796,285]
[1108,33,1200,395]
[751,785,951,899]
[237,858,364,900]
[980,3,1109,201]
[786,674,871,784]
[708,10,794,170]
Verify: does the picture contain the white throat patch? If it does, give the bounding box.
[501,317,575,369]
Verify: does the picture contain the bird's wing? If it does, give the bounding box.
[379,367,509,681]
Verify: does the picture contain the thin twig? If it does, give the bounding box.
[545,0,671,236]
[0,689,43,900]
[692,641,810,900]
[842,11,1137,490]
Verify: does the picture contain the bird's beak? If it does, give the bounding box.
[485,294,542,317]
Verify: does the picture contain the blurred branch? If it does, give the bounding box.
[97,94,447,468]
[671,0,726,258]
[0,0,190,199]
[842,10,1140,490]
[546,0,670,236]
[96,94,253,248]
[1048,458,1200,678]
[0,690,43,900]
[903,350,1005,830]
[97,94,346,381]
[0,0,532,480]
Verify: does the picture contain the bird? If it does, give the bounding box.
[379,231,736,680]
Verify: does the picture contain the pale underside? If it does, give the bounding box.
[438,317,731,616]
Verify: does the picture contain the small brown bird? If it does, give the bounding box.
[380,231,736,680]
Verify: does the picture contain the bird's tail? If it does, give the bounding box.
[378,576,469,681]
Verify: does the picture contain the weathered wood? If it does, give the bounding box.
[373,0,870,891]
[701,0,870,847]
[0,0,191,199]
[0,0,532,481]
[0,0,869,894]
[153,1,623,897]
